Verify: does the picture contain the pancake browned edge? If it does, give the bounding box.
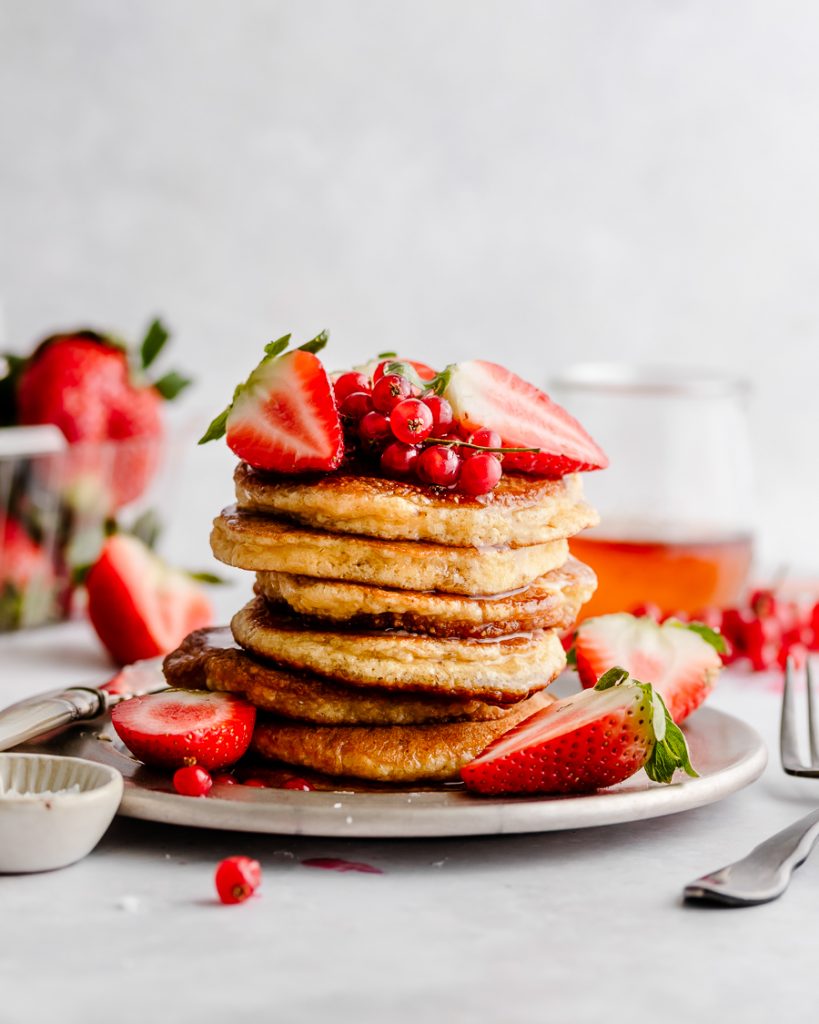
[163,627,510,726]
[255,557,597,639]
[252,691,554,783]
[234,462,599,547]
[211,507,570,596]
[232,597,567,703]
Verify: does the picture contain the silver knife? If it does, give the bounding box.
[0,657,167,752]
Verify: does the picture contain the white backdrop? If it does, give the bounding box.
[1,1,817,574]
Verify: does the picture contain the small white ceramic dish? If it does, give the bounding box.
[0,753,123,873]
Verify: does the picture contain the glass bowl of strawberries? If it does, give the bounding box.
[0,321,191,631]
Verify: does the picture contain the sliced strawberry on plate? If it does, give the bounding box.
[86,534,213,665]
[461,667,696,795]
[572,612,726,723]
[199,331,344,473]
[111,688,256,770]
[443,360,608,477]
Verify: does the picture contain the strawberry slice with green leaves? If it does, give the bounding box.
[199,331,344,473]
[442,360,608,477]
[461,667,696,795]
[111,689,256,770]
[571,613,726,724]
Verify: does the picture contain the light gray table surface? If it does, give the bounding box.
[0,617,815,1024]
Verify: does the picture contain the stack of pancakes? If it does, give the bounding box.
[164,464,599,784]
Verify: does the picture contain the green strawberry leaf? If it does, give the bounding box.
[565,644,577,669]
[298,330,329,355]
[129,508,163,550]
[265,334,292,359]
[678,620,728,655]
[643,690,698,784]
[377,350,398,359]
[140,318,170,370]
[187,570,228,585]
[198,330,328,444]
[154,370,193,400]
[594,666,631,690]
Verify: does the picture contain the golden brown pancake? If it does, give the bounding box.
[211,507,570,596]
[255,557,596,639]
[163,627,509,725]
[252,691,553,782]
[234,463,599,547]
[231,597,566,702]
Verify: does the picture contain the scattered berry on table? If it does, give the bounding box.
[215,856,262,905]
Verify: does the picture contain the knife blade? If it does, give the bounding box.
[0,657,167,752]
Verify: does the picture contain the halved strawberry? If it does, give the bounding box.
[199,332,344,473]
[461,667,696,795]
[111,689,256,770]
[86,534,213,665]
[572,613,725,723]
[443,360,608,476]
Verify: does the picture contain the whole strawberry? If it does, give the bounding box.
[0,518,57,630]
[15,321,190,508]
[461,667,696,796]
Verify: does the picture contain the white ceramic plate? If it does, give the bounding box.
[30,706,766,838]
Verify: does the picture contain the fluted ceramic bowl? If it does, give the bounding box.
[0,753,123,872]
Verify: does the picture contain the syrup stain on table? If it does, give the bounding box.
[301,857,383,874]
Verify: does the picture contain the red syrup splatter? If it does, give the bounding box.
[301,857,383,874]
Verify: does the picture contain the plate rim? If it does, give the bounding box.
[36,705,768,838]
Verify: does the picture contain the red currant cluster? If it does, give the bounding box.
[333,361,505,496]
[632,588,819,672]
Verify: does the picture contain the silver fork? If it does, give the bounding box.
[684,658,819,906]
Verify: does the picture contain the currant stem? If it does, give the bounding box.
[424,437,540,454]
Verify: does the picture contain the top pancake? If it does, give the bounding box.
[234,463,599,547]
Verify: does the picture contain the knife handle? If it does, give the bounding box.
[0,689,105,752]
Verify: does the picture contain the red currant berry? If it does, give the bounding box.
[630,602,663,622]
[333,372,371,404]
[467,428,502,450]
[372,360,394,384]
[212,774,237,786]
[425,396,454,433]
[358,411,392,447]
[417,445,461,487]
[215,855,262,905]
[372,374,413,413]
[242,778,267,788]
[458,452,502,495]
[339,391,374,422]
[283,777,315,791]
[380,441,420,477]
[390,398,434,444]
[173,765,213,797]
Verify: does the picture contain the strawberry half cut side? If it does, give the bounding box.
[111,689,256,770]
[572,613,726,724]
[199,331,344,473]
[461,668,696,796]
[86,534,213,665]
[443,360,608,477]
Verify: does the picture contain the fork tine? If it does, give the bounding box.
[781,657,803,774]
[807,660,819,768]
